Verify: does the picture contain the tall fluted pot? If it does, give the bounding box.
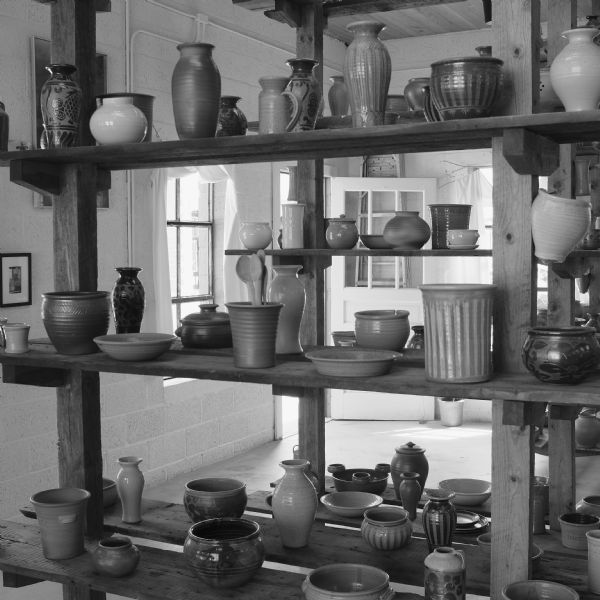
[424,546,466,600]
[422,489,457,552]
[172,43,221,139]
[267,265,305,354]
[271,459,318,548]
[111,267,145,334]
[116,456,145,524]
[344,21,391,127]
[40,64,82,148]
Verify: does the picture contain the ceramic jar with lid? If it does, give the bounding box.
[176,304,232,349]
[326,215,359,249]
[391,441,429,500]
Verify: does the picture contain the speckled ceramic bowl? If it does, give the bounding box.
[183,477,248,522]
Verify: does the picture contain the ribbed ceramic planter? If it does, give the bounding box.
[419,284,496,383]
[361,505,412,550]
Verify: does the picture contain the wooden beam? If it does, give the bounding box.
[266,0,303,27]
[1,365,67,387]
[34,1,112,15]
[3,573,43,588]
[502,129,559,176]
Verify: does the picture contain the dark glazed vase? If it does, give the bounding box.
[404,77,430,113]
[284,58,321,132]
[328,75,350,117]
[391,441,428,500]
[216,96,248,137]
[399,471,421,520]
[40,64,82,148]
[172,43,221,139]
[112,267,145,334]
[344,21,391,127]
[422,489,457,552]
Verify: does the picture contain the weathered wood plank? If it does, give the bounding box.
[1,364,67,387]
[502,129,559,176]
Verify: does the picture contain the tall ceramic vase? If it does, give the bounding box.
[328,75,350,117]
[284,58,321,132]
[258,76,291,134]
[344,21,391,127]
[271,459,318,548]
[399,472,421,520]
[171,43,221,139]
[422,489,457,552]
[267,265,305,354]
[111,267,146,333]
[550,28,600,111]
[116,456,145,524]
[40,64,82,148]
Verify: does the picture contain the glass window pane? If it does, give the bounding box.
[179,226,210,297]
[166,176,177,220]
[180,175,210,221]
[167,227,178,296]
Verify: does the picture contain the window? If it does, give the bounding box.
[166,173,214,331]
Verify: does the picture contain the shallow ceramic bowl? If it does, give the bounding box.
[438,478,491,506]
[320,491,383,517]
[305,347,400,378]
[184,477,248,522]
[359,234,394,250]
[102,477,117,508]
[502,580,579,600]
[93,333,176,361]
[330,468,389,495]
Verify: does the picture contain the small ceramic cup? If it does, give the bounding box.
[2,322,30,354]
[447,229,480,246]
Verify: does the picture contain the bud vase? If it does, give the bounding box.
[344,21,391,127]
[267,265,305,354]
[40,64,82,148]
[424,546,466,600]
[271,459,318,548]
[422,489,457,552]
[328,75,350,117]
[216,95,248,137]
[116,456,145,524]
[111,267,146,334]
[399,472,421,520]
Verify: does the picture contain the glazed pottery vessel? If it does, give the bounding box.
[281,202,305,249]
[354,309,410,351]
[271,459,318,548]
[361,505,412,550]
[521,326,600,384]
[539,67,563,112]
[588,530,600,594]
[398,471,421,520]
[558,512,600,550]
[40,64,82,148]
[216,95,248,137]
[326,215,359,249]
[328,75,350,117]
[429,204,472,249]
[116,456,144,524]
[576,495,600,517]
[391,441,429,499]
[531,189,590,263]
[95,93,154,142]
[382,211,431,249]
[344,21,391,127]
[422,489,457,552]
[30,487,90,559]
[183,518,265,588]
[91,536,140,577]
[41,291,111,355]
[328,464,389,495]
[89,96,147,144]
[502,581,579,600]
[575,408,600,448]
[424,547,466,600]
[111,267,145,334]
[283,58,321,132]
[267,264,305,354]
[171,43,221,139]
[239,222,272,250]
[550,28,600,111]
[183,477,247,522]
[176,304,232,348]
[404,77,430,113]
[2,322,30,354]
[420,284,496,383]
[407,325,425,352]
[258,76,291,134]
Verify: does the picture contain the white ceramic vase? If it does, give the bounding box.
[89,96,148,144]
[531,189,590,263]
[550,28,600,111]
[116,456,145,523]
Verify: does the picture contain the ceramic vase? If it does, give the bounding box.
[390,441,428,500]
[271,459,318,548]
[575,408,600,448]
[424,547,466,600]
[550,28,600,111]
[89,96,147,145]
[216,95,248,137]
[0,101,8,151]
[328,75,350,117]
[383,211,431,249]
[407,325,425,352]
[96,93,154,141]
[283,58,321,132]
[429,204,471,249]
[344,21,391,127]
[404,77,430,113]
[531,189,591,263]
[422,489,457,552]
[40,64,82,148]
[111,267,145,334]
[116,456,145,524]
[267,265,305,354]
[398,472,421,520]
[92,536,140,577]
[258,76,291,134]
[171,43,221,139]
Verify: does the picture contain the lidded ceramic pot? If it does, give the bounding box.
[391,441,428,500]
[176,304,232,349]
[326,214,359,249]
[354,309,410,351]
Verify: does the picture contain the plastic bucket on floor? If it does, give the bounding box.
[30,487,91,559]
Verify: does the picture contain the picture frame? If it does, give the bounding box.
[0,253,32,307]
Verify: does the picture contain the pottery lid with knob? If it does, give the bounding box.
[180,304,230,325]
[395,441,426,455]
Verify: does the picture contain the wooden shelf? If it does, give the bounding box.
[226,248,494,257]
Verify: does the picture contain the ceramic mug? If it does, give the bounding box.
[447,229,480,246]
[2,322,30,354]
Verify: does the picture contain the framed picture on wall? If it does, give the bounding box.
[0,253,32,307]
[31,37,109,209]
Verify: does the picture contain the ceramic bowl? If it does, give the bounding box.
[93,333,176,361]
[328,467,389,495]
[559,512,600,550]
[438,478,491,506]
[320,491,383,517]
[576,495,600,517]
[305,347,400,377]
[354,309,411,351]
[102,478,118,508]
[183,477,248,522]
[477,532,543,561]
[502,581,579,600]
[359,234,394,250]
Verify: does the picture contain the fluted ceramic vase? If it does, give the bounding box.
[267,265,305,354]
[422,489,457,552]
[550,28,600,111]
[172,43,221,139]
[328,75,350,117]
[111,267,145,333]
[344,21,391,127]
[271,459,317,548]
[116,456,145,524]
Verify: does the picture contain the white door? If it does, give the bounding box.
[328,176,437,420]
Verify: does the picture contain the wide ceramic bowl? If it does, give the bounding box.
[93,333,176,361]
[305,347,400,377]
[183,477,248,522]
[359,234,394,250]
[502,581,579,600]
[438,478,491,506]
[320,491,383,517]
